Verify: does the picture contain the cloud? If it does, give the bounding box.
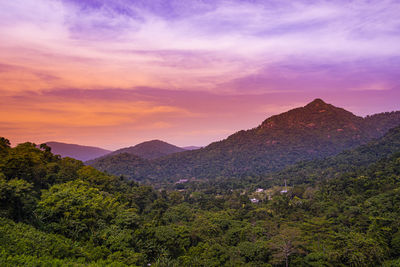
[0,63,62,94]
[1,0,400,93]
[218,56,400,93]
[0,0,399,148]
[0,89,194,127]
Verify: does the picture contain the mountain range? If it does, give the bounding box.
[46,139,195,161]
[44,142,111,161]
[2,99,400,266]
[87,99,400,183]
[3,110,400,266]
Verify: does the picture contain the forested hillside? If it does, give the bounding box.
[88,99,400,183]
[1,136,400,266]
[87,152,150,179]
[263,124,400,187]
[167,124,400,193]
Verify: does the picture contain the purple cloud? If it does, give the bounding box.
[1,0,400,147]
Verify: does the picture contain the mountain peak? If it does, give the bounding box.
[142,139,168,145]
[107,139,186,160]
[259,98,362,132]
[306,98,328,108]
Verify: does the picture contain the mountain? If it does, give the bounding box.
[183,146,202,150]
[86,153,149,178]
[45,142,111,161]
[262,124,400,187]
[165,125,400,192]
[88,99,400,182]
[86,140,185,179]
[106,139,186,160]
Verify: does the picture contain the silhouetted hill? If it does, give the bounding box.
[88,99,400,182]
[45,142,111,161]
[106,140,186,160]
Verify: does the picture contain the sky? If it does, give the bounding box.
[1,0,400,150]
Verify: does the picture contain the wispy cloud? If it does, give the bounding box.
[1,0,399,92]
[0,0,399,147]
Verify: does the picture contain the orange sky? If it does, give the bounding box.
[1,0,400,149]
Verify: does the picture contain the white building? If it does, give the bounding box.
[250,198,260,203]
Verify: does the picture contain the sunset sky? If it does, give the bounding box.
[1,0,400,150]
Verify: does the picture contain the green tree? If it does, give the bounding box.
[0,137,11,155]
[269,225,303,267]
[36,180,121,240]
[0,175,36,221]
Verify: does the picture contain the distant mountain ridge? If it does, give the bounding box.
[85,140,188,172]
[183,146,202,150]
[88,99,400,182]
[45,142,111,161]
[106,139,186,160]
[48,139,192,164]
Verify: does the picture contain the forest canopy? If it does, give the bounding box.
[1,135,400,266]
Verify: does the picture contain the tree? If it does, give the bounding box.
[0,137,11,155]
[36,180,121,240]
[0,176,36,221]
[269,225,303,267]
[0,142,58,189]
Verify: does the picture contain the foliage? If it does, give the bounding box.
[0,177,36,221]
[1,130,400,266]
[266,124,400,187]
[36,180,122,240]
